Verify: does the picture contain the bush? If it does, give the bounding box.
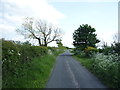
[2,39,48,87]
[2,40,20,76]
[102,46,113,55]
[84,46,98,57]
[112,43,120,54]
[101,43,120,55]
[92,53,119,88]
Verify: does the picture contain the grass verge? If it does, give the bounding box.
[73,56,95,73]
[3,51,62,88]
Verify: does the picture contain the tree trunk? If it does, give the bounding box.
[44,37,47,46]
[38,38,41,46]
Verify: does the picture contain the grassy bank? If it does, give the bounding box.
[73,55,119,88]
[3,52,61,88]
[2,39,64,88]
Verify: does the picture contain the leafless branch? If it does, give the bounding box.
[16,17,62,46]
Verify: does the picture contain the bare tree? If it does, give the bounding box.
[16,17,62,46]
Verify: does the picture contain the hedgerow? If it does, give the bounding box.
[2,39,48,87]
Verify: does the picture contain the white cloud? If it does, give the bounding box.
[2,0,66,24]
[0,0,66,46]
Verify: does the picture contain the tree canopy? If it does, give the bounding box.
[73,24,100,50]
[56,39,63,47]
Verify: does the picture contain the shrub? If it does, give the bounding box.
[112,43,120,54]
[102,46,113,55]
[92,53,119,88]
[84,46,98,57]
[101,43,120,55]
[98,48,103,53]
[2,39,48,87]
[2,40,20,74]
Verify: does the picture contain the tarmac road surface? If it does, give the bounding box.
[46,50,107,88]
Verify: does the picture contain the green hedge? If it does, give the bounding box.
[2,39,48,87]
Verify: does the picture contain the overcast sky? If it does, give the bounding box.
[0,0,119,47]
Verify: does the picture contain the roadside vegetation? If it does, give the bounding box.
[74,52,119,88]
[72,24,120,88]
[2,17,65,88]
[2,39,64,88]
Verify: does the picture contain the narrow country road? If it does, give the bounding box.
[46,50,107,88]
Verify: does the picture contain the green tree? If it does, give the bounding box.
[56,39,63,48]
[73,24,100,50]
